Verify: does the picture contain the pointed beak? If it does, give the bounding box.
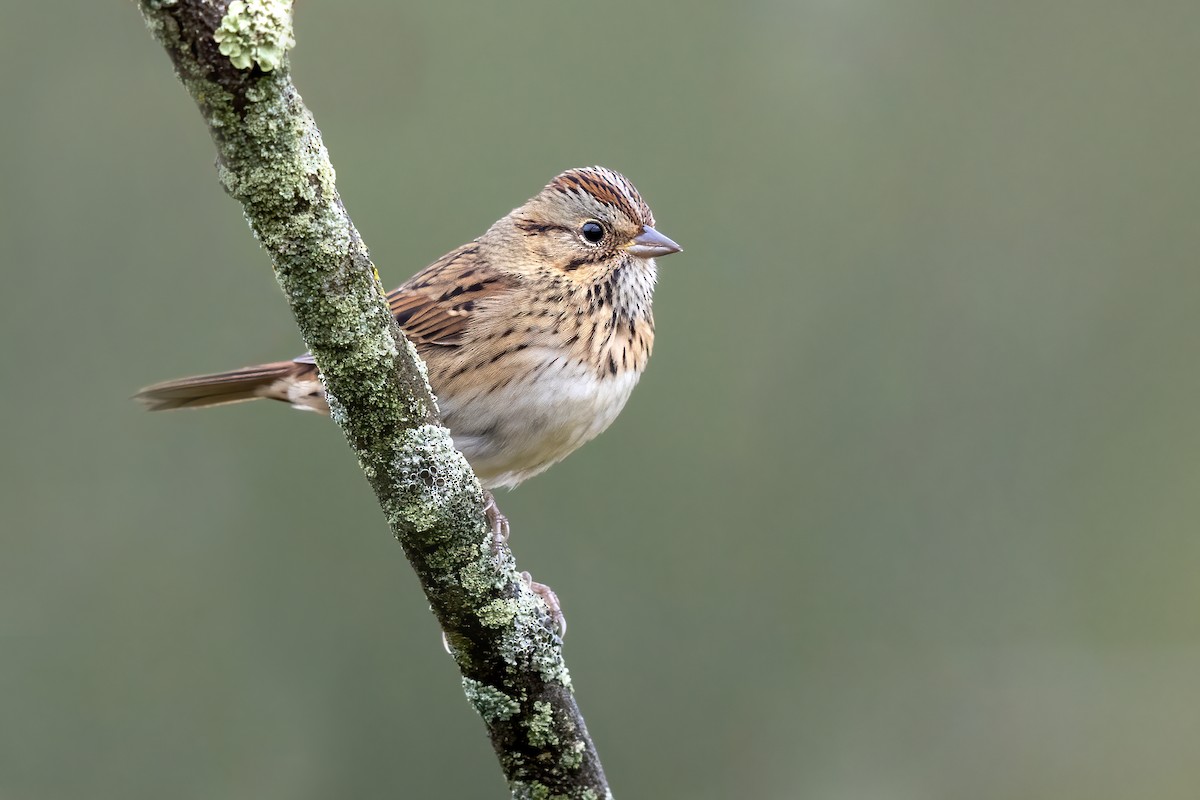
[626,225,682,259]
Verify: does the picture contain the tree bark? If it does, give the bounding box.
[136,2,610,797]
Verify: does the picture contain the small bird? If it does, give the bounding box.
[137,165,680,502]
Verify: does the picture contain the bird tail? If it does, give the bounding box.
[134,360,323,412]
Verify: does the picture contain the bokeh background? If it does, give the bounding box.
[4,2,1200,797]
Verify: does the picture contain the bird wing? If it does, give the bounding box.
[386,242,517,346]
[295,242,516,364]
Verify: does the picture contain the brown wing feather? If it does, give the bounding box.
[134,361,312,411]
[385,242,516,346]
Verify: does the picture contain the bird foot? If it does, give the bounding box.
[484,491,510,554]
[521,571,566,637]
[482,493,565,636]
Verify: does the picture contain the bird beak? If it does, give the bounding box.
[626,225,682,259]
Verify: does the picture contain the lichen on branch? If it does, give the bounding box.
[136,1,611,798]
[213,0,295,72]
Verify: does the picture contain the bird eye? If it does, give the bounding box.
[581,221,605,244]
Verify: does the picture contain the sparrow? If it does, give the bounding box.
[138,166,680,555]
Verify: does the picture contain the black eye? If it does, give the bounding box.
[581,221,605,243]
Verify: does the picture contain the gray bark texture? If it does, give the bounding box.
[136,2,610,797]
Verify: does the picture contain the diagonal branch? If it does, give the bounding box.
[136,2,610,797]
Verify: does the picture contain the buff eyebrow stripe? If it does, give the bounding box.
[515,220,571,235]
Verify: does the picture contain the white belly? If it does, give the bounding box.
[442,361,642,489]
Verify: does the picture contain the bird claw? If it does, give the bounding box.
[521,570,566,637]
[482,493,565,636]
[484,491,510,553]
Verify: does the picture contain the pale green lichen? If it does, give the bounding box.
[518,788,606,800]
[530,638,573,688]
[478,597,519,628]
[516,782,605,800]
[401,336,440,415]
[559,739,586,770]
[456,548,510,596]
[462,678,520,723]
[214,0,296,72]
[524,701,559,748]
[385,424,477,532]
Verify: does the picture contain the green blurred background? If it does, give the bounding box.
[4,1,1200,797]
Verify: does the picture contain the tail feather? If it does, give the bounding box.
[134,361,324,412]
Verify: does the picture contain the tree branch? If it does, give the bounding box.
[136,2,609,796]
